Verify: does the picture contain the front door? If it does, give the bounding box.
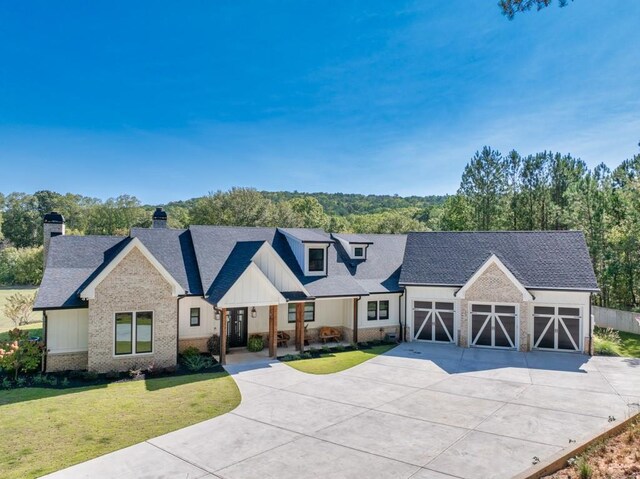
[227,308,248,348]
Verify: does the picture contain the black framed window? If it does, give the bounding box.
[367,301,377,320]
[115,311,153,355]
[136,311,153,354]
[115,313,133,355]
[308,248,325,272]
[190,307,201,326]
[354,247,364,257]
[379,301,389,320]
[288,302,315,323]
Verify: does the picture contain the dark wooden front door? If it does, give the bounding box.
[226,308,248,348]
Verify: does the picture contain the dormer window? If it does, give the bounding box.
[308,248,325,272]
[353,247,364,258]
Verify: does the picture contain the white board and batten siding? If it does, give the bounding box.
[252,245,305,293]
[404,286,458,341]
[217,264,284,308]
[46,309,89,353]
[357,293,402,329]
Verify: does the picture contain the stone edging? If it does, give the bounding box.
[512,411,640,479]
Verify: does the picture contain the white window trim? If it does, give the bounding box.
[411,298,457,343]
[366,299,390,321]
[304,244,327,276]
[113,310,155,358]
[468,301,520,350]
[190,307,201,327]
[532,303,582,352]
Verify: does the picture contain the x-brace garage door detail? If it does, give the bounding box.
[533,306,581,351]
[470,303,518,349]
[413,301,455,342]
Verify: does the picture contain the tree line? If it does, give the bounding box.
[2,143,640,312]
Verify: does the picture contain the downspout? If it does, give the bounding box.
[588,293,593,356]
[42,310,48,373]
[404,289,408,342]
[398,290,404,342]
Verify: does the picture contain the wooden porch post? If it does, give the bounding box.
[295,302,304,351]
[353,297,359,344]
[269,304,278,358]
[219,308,227,365]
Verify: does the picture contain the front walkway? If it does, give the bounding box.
[46,343,640,479]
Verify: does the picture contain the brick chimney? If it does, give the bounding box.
[152,207,168,228]
[43,212,65,267]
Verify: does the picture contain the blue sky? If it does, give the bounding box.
[1,1,639,204]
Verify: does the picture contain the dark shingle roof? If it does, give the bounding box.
[399,231,599,291]
[336,234,407,293]
[131,228,203,295]
[34,235,128,309]
[278,228,333,243]
[332,233,374,245]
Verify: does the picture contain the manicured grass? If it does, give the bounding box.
[618,331,640,358]
[284,344,397,374]
[0,372,241,479]
[0,286,41,333]
[594,327,640,358]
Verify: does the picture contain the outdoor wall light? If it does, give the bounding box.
[214,309,221,321]
[250,307,257,318]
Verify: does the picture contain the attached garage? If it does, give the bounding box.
[400,231,600,353]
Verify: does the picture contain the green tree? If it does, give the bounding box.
[500,0,572,19]
[86,195,148,235]
[288,197,329,229]
[459,146,506,230]
[189,188,274,227]
[1,292,36,327]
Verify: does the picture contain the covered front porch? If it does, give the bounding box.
[215,298,359,365]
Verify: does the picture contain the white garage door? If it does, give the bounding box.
[413,301,455,342]
[533,306,581,351]
[470,303,517,349]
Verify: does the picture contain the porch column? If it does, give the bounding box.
[295,302,304,351]
[219,308,227,365]
[269,304,278,358]
[353,297,359,343]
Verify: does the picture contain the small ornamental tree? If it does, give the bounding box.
[1,291,36,327]
[0,329,43,380]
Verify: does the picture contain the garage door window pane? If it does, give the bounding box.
[495,305,515,314]
[435,302,454,311]
[558,307,580,317]
[414,301,432,310]
[534,306,555,316]
[472,304,491,313]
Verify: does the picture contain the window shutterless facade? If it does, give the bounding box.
[190,307,201,326]
[379,300,389,319]
[288,302,316,323]
[353,247,364,257]
[115,311,153,355]
[308,248,325,272]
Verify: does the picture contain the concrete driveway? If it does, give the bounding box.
[47,343,640,479]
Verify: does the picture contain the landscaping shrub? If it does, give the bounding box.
[321,346,330,355]
[577,457,593,479]
[594,327,621,356]
[181,354,214,372]
[247,334,264,352]
[299,352,312,359]
[105,370,120,380]
[0,328,43,380]
[181,346,201,358]
[281,354,297,362]
[333,344,345,352]
[81,371,99,382]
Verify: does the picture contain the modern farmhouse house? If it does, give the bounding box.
[34,209,599,373]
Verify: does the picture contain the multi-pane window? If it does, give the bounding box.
[368,300,389,320]
[190,307,201,326]
[367,301,377,320]
[354,247,364,257]
[308,248,325,272]
[288,302,316,323]
[115,311,153,355]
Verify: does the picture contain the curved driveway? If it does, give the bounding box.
[47,343,640,479]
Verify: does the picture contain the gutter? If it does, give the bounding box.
[589,293,593,356]
[398,289,404,342]
[42,310,48,373]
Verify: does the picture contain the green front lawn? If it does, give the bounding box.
[284,344,397,374]
[594,327,640,358]
[0,372,241,479]
[618,331,640,357]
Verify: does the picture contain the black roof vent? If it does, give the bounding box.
[44,211,65,224]
[152,207,167,220]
